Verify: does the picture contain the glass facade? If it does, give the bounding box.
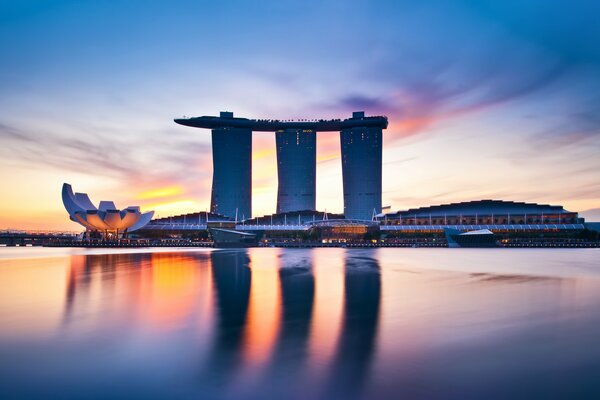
[210,127,252,219]
[276,129,316,213]
[340,127,382,220]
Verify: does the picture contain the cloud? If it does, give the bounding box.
[580,208,600,222]
[0,121,137,176]
[336,95,390,113]
[313,2,600,144]
[327,54,571,142]
[0,119,212,190]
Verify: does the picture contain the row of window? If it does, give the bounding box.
[380,217,578,225]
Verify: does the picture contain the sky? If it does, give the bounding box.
[1,0,600,230]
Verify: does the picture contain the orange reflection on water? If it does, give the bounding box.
[308,249,345,372]
[138,253,213,330]
[61,251,216,335]
[242,249,282,368]
[0,255,69,339]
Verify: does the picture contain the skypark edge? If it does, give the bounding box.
[174,111,388,132]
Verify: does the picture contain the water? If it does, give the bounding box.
[1,247,600,399]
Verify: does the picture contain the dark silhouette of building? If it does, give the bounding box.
[210,112,252,220]
[254,251,315,396]
[276,129,316,213]
[324,250,381,398]
[341,112,383,220]
[203,250,252,384]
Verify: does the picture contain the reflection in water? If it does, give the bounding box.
[324,252,381,399]
[64,253,143,326]
[2,248,600,399]
[64,254,85,322]
[204,249,380,399]
[270,252,315,367]
[308,250,345,375]
[469,272,557,284]
[63,252,213,331]
[252,251,316,398]
[241,249,281,369]
[203,250,251,392]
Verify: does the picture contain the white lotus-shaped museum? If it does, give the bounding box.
[62,183,154,233]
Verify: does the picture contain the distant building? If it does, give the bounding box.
[376,200,582,225]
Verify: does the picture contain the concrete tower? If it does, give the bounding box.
[210,112,252,219]
[340,112,382,220]
[276,129,316,213]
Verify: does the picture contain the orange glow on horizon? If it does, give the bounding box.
[252,148,276,160]
[136,185,185,200]
[142,200,205,217]
[316,153,339,163]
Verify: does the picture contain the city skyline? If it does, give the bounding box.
[1,0,600,230]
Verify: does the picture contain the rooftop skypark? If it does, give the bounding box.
[174,111,388,132]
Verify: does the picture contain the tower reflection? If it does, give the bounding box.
[254,250,315,394]
[239,249,381,399]
[323,250,381,399]
[59,249,381,399]
[202,250,252,388]
[271,251,315,366]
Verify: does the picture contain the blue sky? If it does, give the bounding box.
[1,0,600,229]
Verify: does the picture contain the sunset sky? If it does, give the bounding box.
[1,0,599,230]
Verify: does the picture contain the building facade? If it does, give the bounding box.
[340,112,383,220]
[210,122,252,220]
[376,200,582,225]
[276,129,316,213]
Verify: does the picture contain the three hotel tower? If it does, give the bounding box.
[175,111,388,221]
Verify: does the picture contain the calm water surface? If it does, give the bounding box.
[1,247,600,399]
